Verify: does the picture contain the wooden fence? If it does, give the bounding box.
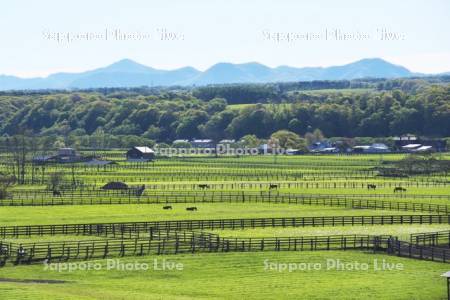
[3,191,450,214]
[387,238,450,263]
[410,230,450,247]
[0,234,391,266]
[1,214,449,239]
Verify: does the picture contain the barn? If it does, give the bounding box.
[126,146,155,161]
[101,181,129,190]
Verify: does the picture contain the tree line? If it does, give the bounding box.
[0,79,449,146]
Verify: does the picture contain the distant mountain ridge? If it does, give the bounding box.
[0,58,435,90]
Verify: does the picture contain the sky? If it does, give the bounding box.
[1,0,450,77]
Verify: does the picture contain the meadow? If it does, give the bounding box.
[0,152,449,299]
[0,251,448,300]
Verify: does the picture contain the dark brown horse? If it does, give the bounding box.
[269,184,278,189]
[198,184,210,189]
[394,187,407,193]
[367,184,377,190]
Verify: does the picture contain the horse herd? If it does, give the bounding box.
[49,182,407,201]
[163,205,197,211]
[367,184,407,193]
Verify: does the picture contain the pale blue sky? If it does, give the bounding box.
[1,0,450,77]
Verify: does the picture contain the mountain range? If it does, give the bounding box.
[0,58,440,91]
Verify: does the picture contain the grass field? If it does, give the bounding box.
[0,203,427,226]
[1,152,450,299]
[0,251,447,300]
[210,224,450,240]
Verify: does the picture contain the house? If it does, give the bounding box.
[32,155,57,165]
[394,135,418,148]
[401,144,422,152]
[395,136,446,152]
[417,139,446,152]
[57,147,82,163]
[126,146,155,161]
[353,143,390,153]
[319,147,339,153]
[218,139,236,145]
[33,147,84,164]
[352,145,371,153]
[286,149,306,155]
[309,141,334,152]
[414,145,434,153]
[369,143,390,153]
[402,144,434,153]
[58,148,76,157]
[191,139,214,148]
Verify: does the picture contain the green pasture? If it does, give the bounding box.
[210,224,450,241]
[1,152,450,300]
[0,251,447,300]
[0,203,421,226]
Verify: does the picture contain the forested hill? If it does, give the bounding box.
[0,78,449,143]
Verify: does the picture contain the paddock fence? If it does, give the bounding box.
[1,214,449,239]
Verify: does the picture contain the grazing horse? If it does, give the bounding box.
[52,190,62,197]
[163,205,172,210]
[0,245,8,255]
[269,184,278,189]
[135,185,146,197]
[17,246,26,257]
[186,207,197,211]
[198,184,210,189]
[367,184,377,190]
[393,187,407,193]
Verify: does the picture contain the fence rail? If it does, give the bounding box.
[0,234,391,266]
[410,230,450,247]
[1,214,449,239]
[387,238,450,263]
[3,191,450,214]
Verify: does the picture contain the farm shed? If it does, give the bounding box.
[126,146,155,161]
[101,181,129,190]
[191,139,214,148]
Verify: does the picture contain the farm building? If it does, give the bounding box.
[126,146,155,161]
[191,139,214,148]
[393,135,418,147]
[58,148,76,157]
[414,145,434,152]
[309,140,334,152]
[218,139,235,145]
[57,148,83,163]
[101,181,129,190]
[394,136,446,152]
[402,144,434,153]
[401,144,422,151]
[353,143,390,153]
[173,139,190,144]
[317,147,339,153]
[286,148,308,155]
[32,147,85,164]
